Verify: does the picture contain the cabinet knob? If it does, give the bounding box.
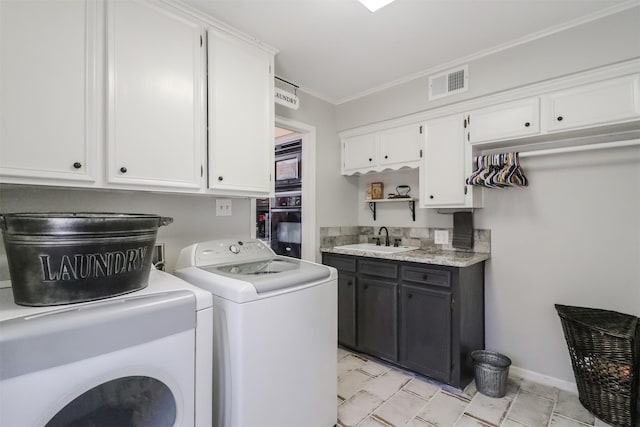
[384,155,388,159]
[557,116,563,122]
[218,176,224,181]
[364,284,369,290]
[347,281,352,287]
[368,158,372,162]
[73,162,82,169]
[429,195,434,199]
[423,274,428,281]
[119,167,127,174]
[408,293,413,299]
[524,122,530,127]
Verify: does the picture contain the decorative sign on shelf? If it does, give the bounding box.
[275,87,299,110]
[366,182,383,199]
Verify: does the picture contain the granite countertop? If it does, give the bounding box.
[321,247,489,268]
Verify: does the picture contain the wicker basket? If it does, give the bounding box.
[555,304,639,427]
[471,350,512,398]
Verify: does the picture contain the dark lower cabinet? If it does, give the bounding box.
[399,284,451,383]
[322,252,484,389]
[337,272,357,348]
[324,253,358,348]
[357,277,397,362]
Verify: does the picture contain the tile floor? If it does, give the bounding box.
[337,347,631,427]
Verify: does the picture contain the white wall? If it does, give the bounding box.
[476,145,640,382]
[0,186,252,277]
[340,7,640,384]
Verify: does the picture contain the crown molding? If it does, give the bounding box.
[160,0,279,55]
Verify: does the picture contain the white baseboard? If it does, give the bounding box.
[510,365,578,394]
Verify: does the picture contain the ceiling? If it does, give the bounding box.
[182,0,637,104]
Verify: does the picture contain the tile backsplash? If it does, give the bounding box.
[320,226,490,254]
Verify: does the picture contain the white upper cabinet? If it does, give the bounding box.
[342,133,378,174]
[379,124,422,168]
[341,124,421,175]
[106,0,204,189]
[207,29,274,196]
[420,115,467,207]
[0,0,97,184]
[467,98,540,145]
[542,74,640,133]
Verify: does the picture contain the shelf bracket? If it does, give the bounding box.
[368,201,376,221]
[367,199,415,222]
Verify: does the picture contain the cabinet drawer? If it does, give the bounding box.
[323,254,356,273]
[358,259,397,279]
[401,266,450,287]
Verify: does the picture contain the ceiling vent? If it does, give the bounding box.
[429,65,468,100]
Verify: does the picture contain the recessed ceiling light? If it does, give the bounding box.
[359,0,396,12]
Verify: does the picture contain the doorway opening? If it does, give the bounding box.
[251,117,317,261]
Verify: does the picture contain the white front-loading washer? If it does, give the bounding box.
[0,269,213,427]
[175,239,337,427]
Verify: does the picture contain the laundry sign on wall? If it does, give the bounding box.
[274,87,299,110]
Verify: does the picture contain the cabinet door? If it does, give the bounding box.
[342,133,378,174]
[357,278,398,362]
[399,284,451,383]
[543,75,640,132]
[0,0,96,183]
[208,29,274,195]
[107,1,204,189]
[379,124,421,169]
[421,115,466,207]
[337,272,357,348]
[467,98,540,144]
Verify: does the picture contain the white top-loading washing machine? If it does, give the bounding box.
[0,269,213,427]
[175,239,337,427]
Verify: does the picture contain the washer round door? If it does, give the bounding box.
[0,291,197,427]
[45,376,177,427]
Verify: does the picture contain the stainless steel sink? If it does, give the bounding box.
[333,243,419,254]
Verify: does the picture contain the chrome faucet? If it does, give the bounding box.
[378,226,390,246]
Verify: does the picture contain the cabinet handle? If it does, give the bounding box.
[524,122,530,127]
[119,167,127,174]
[408,293,413,299]
[423,274,428,281]
[429,195,434,200]
[384,155,388,159]
[218,176,224,181]
[364,284,369,290]
[73,162,82,169]
[368,158,372,162]
[557,116,563,122]
[347,281,352,287]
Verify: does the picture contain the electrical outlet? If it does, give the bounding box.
[435,229,449,244]
[216,199,232,216]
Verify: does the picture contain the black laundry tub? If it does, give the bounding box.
[0,213,173,306]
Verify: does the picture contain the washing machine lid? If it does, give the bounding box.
[199,257,330,294]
